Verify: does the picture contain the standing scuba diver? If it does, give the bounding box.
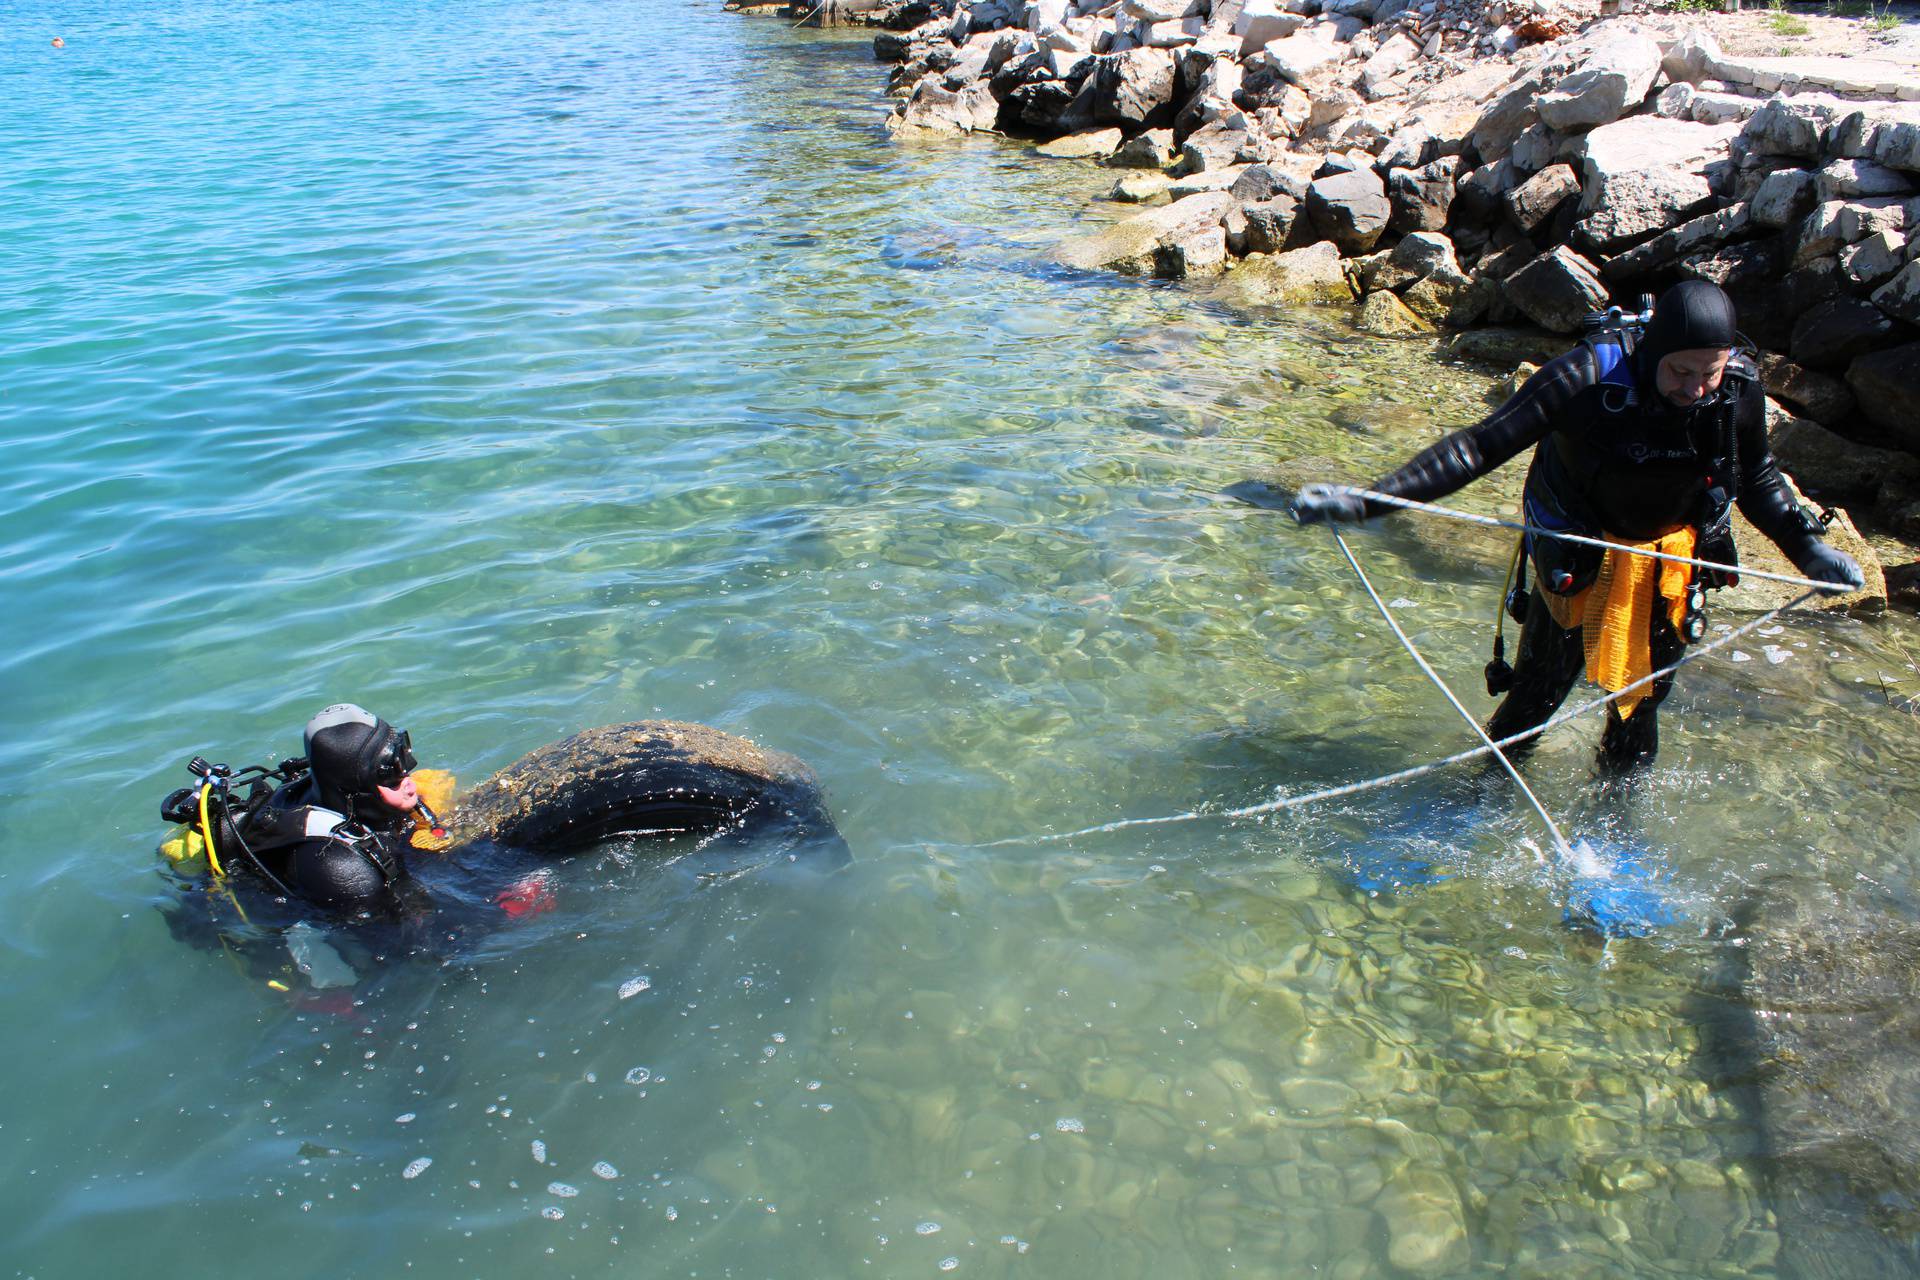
[1291,279,1863,769]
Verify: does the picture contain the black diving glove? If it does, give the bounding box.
[1791,540,1864,595]
[1290,484,1369,525]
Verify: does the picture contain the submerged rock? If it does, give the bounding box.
[1210,240,1353,308]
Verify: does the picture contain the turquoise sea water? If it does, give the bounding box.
[8,1,1920,1275]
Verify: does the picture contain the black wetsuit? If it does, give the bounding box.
[1363,340,1822,766]
[236,779,424,918]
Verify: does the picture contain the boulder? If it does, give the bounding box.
[1574,117,1739,254]
[1770,413,1920,503]
[1469,73,1545,164]
[1351,248,1419,294]
[1688,91,1759,127]
[1230,162,1307,202]
[1832,101,1920,172]
[1240,195,1302,254]
[1402,273,1495,328]
[1155,222,1229,277]
[1086,47,1177,126]
[1386,159,1457,236]
[1730,476,1885,613]
[1503,246,1610,334]
[1358,32,1419,96]
[1604,201,1752,281]
[1180,121,1270,172]
[1169,164,1251,197]
[1391,230,1461,280]
[1121,0,1201,21]
[889,80,1002,134]
[1508,122,1558,177]
[1736,92,1851,161]
[1750,167,1815,230]
[1232,0,1308,55]
[1840,196,1916,242]
[1536,31,1662,133]
[1141,16,1206,46]
[1108,128,1176,168]
[1049,189,1234,273]
[1109,172,1173,201]
[1449,159,1518,228]
[1846,342,1920,451]
[1661,26,1719,84]
[1259,28,1344,84]
[1816,159,1916,203]
[1355,289,1434,337]
[1844,231,1910,291]
[1758,353,1857,429]
[1036,127,1127,158]
[1306,167,1392,254]
[1873,261,1920,327]
[1791,296,1900,373]
[1504,163,1580,235]
[1211,241,1355,307]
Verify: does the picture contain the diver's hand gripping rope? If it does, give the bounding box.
[985,587,1819,848]
[1339,486,1844,594]
[1329,529,1576,860]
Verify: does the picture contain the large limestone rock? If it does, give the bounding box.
[1831,100,1920,170]
[1305,166,1391,254]
[1085,47,1177,126]
[1791,297,1900,371]
[1759,354,1856,429]
[1871,260,1920,326]
[1469,72,1545,164]
[1231,0,1307,55]
[1604,201,1752,281]
[1817,159,1917,203]
[1847,342,1920,452]
[1049,190,1233,274]
[1750,167,1816,230]
[1239,196,1302,253]
[1770,412,1920,503]
[1660,26,1719,84]
[1355,289,1434,337]
[1535,30,1662,132]
[890,79,1002,134]
[1573,117,1739,253]
[1036,127,1126,158]
[1386,159,1457,235]
[1504,163,1580,235]
[1210,241,1355,308]
[1258,26,1345,83]
[1736,92,1852,161]
[1502,245,1609,334]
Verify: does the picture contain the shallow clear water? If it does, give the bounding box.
[7,1,1920,1276]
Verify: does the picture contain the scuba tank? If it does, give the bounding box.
[159,755,310,897]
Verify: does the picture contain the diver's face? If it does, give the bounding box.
[1655,348,1731,408]
[376,774,420,810]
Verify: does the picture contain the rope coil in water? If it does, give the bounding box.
[985,483,1836,848]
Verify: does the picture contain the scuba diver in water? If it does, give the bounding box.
[160,703,462,920]
[1291,279,1863,769]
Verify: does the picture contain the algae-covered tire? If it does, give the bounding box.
[452,721,846,861]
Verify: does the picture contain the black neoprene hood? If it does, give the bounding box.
[1634,280,1739,380]
[303,703,403,816]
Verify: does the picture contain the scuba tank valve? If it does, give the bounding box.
[414,798,447,840]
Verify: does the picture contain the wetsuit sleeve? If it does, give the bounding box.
[1364,345,1599,515]
[1731,381,1820,555]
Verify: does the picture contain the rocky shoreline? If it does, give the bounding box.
[738,0,1920,611]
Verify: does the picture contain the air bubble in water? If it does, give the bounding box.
[625,1067,652,1085]
[1054,1117,1085,1133]
[531,1140,548,1164]
[916,1221,941,1236]
[593,1162,619,1180]
[548,1182,579,1198]
[541,1206,565,1221]
[939,1259,960,1272]
[402,1157,432,1180]
[619,976,652,1000]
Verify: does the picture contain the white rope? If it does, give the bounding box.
[1339,486,1840,594]
[985,587,1820,848]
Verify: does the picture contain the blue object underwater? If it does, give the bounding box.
[1563,838,1679,938]
[1340,796,1468,895]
